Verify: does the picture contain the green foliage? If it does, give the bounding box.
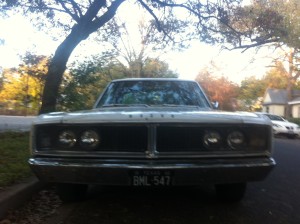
[141,58,178,78]
[263,62,288,89]
[0,51,177,113]
[238,60,300,111]
[239,76,265,100]
[128,58,178,78]
[217,0,300,50]
[58,54,178,111]
[238,76,265,111]
[58,55,127,111]
[288,118,300,126]
[0,53,50,115]
[206,0,300,116]
[1,0,244,113]
[0,132,32,187]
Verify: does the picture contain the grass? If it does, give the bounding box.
[0,132,32,188]
[289,118,300,126]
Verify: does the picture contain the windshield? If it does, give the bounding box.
[95,80,211,108]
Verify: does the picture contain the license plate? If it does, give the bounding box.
[131,170,172,186]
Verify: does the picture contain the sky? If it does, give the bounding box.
[0,6,274,85]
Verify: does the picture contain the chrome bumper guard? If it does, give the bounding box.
[29,157,276,185]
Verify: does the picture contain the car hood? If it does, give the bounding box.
[33,108,269,126]
[271,120,298,127]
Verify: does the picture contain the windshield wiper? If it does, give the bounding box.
[158,104,200,108]
[101,104,150,107]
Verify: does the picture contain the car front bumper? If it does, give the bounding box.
[29,157,276,185]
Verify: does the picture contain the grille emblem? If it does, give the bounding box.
[145,150,156,158]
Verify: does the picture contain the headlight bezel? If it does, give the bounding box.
[80,130,101,150]
[58,130,77,149]
[203,129,247,150]
[203,130,222,149]
[35,126,103,151]
[227,130,246,150]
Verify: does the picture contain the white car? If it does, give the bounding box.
[257,113,300,139]
[29,79,275,202]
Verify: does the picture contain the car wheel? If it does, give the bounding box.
[215,183,246,202]
[56,183,88,202]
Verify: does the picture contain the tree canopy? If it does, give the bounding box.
[0,0,242,113]
[215,0,300,117]
[58,54,177,111]
[214,0,300,50]
[195,67,240,111]
[0,53,50,115]
[3,0,299,114]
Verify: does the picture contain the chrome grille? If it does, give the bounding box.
[35,124,270,155]
[156,126,204,152]
[97,126,148,152]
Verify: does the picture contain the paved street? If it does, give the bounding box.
[38,138,300,224]
[0,115,35,132]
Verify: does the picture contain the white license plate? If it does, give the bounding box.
[131,170,172,186]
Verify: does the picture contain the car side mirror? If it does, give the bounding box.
[211,101,219,109]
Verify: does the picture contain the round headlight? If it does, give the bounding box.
[80,130,100,149]
[227,131,245,149]
[58,130,77,148]
[203,131,222,149]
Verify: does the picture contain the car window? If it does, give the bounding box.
[96,80,211,108]
[265,114,285,121]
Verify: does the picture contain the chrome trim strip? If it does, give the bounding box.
[146,124,158,158]
[31,150,272,158]
[29,157,276,169]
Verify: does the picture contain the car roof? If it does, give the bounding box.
[111,78,197,83]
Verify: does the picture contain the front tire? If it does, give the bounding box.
[215,183,247,202]
[56,183,88,202]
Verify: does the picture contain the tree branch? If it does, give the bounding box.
[137,0,163,32]
[151,0,202,18]
[89,0,125,32]
[69,0,83,17]
[227,38,281,52]
[82,0,107,23]
[138,0,175,44]
[58,0,80,22]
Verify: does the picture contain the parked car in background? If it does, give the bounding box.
[256,113,300,139]
[29,79,275,202]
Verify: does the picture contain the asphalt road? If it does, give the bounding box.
[39,138,300,224]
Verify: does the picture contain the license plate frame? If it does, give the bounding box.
[130,170,172,186]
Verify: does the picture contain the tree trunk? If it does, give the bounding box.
[39,26,89,114]
[38,0,125,114]
[285,48,297,119]
[286,81,293,118]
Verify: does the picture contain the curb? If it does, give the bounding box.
[0,176,45,220]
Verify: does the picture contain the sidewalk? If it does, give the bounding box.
[0,176,45,220]
[0,115,35,132]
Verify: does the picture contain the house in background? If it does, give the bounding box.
[289,96,300,118]
[262,88,300,118]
